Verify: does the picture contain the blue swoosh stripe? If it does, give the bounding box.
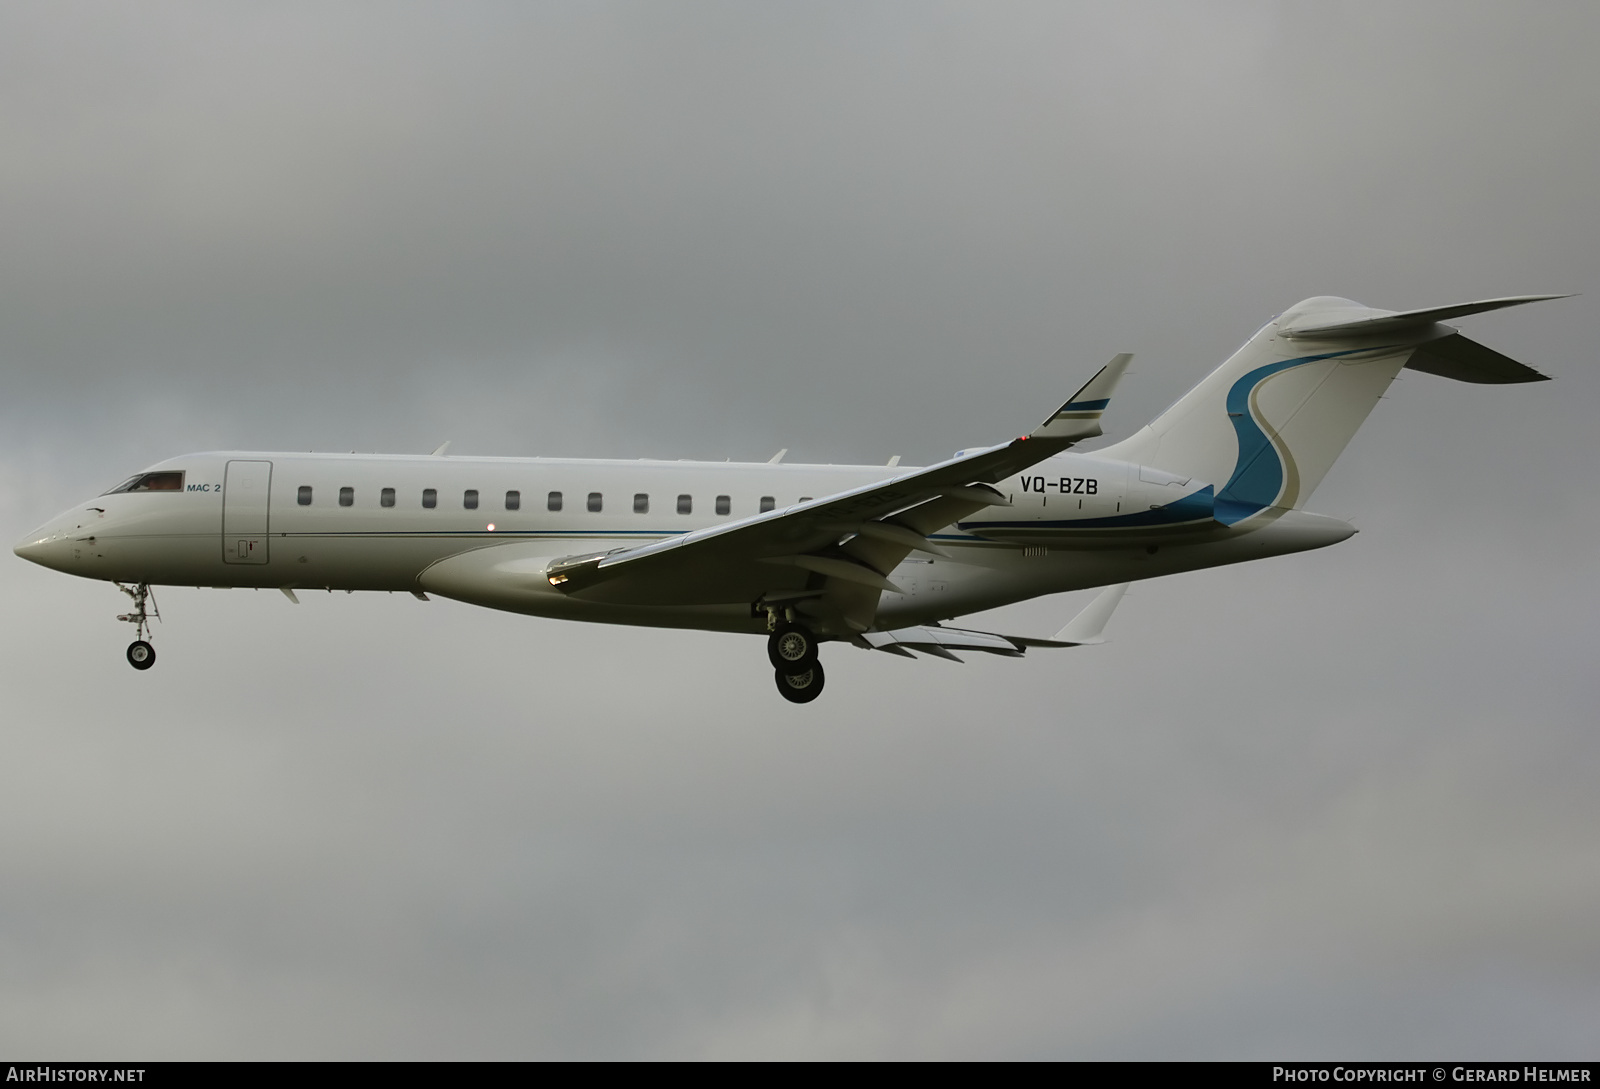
[1214,347,1387,526]
[961,485,1216,531]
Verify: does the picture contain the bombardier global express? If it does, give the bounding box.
[15,294,1565,702]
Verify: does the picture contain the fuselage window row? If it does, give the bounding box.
[289,487,793,516]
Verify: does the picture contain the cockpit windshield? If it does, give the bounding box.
[104,471,185,494]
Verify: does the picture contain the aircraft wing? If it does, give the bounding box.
[857,583,1131,660]
[544,355,1131,633]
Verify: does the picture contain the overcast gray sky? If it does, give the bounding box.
[2,1,1596,1059]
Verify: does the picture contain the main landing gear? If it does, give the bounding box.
[115,582,159,671]
[767,618,825,704]
[774,660,825,704]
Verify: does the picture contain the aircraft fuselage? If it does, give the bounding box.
[17,449,1352,635]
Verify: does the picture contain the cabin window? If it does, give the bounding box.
[464,489,479,510]
[799,497,812,503]
[381,488,395,508]
[297,486,312,506]
[339,486,354,507]
[716,495,730,516]
[547,491,562,512]
[422,488,437,509]
[587,492,603,512]
[760,496,775,513]
[677,494,692,515]
[106,471,185,494]
[633,493,648,514]
[505,490,521,511]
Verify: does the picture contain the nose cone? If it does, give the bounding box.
[16,527,64,569]
[14,518,83,573]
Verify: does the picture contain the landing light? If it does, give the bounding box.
[487,523,496,532]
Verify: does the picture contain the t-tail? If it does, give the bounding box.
[1095,294,1568,525]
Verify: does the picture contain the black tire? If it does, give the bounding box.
[767,622,818,671]
[774,661,825,704]
[127,640,156,670]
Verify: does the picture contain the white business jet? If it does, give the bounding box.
[15,294,1564,703]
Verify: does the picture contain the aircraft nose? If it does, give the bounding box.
[14,524,73,571]
[16,529,53,562]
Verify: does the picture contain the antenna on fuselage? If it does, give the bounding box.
[431,441,452,457]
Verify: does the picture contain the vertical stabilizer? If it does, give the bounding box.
[1095,295,1559,525]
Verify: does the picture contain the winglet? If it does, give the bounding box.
[1051,582,1129,645]
[1030,353,1133,442]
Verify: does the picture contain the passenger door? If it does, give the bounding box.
[222,460,272,564]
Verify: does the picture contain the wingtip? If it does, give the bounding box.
[1029,354,1136,442]
[1052,582,1130,644]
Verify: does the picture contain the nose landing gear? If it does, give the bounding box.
[115,582,159,671]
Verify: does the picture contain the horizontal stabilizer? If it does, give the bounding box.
[1281,295,1570,339]
[1404,333,1549,384]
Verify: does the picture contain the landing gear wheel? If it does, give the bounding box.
[127,640,156,670]
[767,622,819,671]
[774,660,825,704]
